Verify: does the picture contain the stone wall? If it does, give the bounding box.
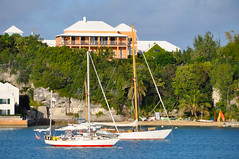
[33,87,124,121]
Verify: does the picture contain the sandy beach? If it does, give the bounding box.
[105,120,226,127]
[52,119,227,127]
[138,120,225,127]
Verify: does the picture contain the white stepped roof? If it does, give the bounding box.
[115,23,137,32]
[64,17,117,32]
[137,41,180,52]
[4,25,23,34]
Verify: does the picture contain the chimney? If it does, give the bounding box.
[83,16,87,23]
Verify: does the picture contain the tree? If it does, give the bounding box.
[172,62,212,98]
[192,32,220,61]
[210,63,233,106]
[178,90,211,118]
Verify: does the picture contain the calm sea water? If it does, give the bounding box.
[0,126,239,159]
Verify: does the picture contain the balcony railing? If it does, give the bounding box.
[110,41,116,45]
[90,41,98,45]
[81,41,89,45]
[63,41,69,45]
[60,40,127,46]
[118,42,126,45]
[100,41,108,45]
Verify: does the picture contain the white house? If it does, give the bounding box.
[0,82,19,115]
[42,40,56,47]
[3,25,23,36]
[137,41,180,54]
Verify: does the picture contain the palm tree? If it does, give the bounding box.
[179,90,211,118]
[198,102,211,119]
[122,79,147,103]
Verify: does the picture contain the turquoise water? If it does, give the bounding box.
[0,126,239,159]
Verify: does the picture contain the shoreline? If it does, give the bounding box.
[52,119,226,127]
[0,119,236,128]
[139,120,225,127]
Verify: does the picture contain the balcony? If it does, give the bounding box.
[100,41,108,45]
[110,41,116,45]
[118,42,126,45]
[59,40,127,47]
[90,41,98,45]
[81,41,89,45]
[63,41,69,45]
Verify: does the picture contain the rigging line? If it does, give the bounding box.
[142,52,174,137]
[89,53,119,133]
[71,51,87,100]
[149,100,161,115]
[79,54,87,99]
[136,34,171,118]
[99,59,119,104]
[131,91,135,115]
[105,59,119,91]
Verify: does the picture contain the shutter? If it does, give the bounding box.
[0,110,2,115]
[8,110,10,115]
[0,99,2,104]
[8,99,10,104]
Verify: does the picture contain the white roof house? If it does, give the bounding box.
[58,17,129,38]
[0,82,19,115]
[64,17,117,32]
[137,41,180,53]
[42,40,56,47]
[3,25,23,36]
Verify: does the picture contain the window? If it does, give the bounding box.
[110,37,115,45]
[100,37,107,45]
[72,36,75,45]
[120,50,123,59]
[90,37,98,45]
[0,109,10,115]
[154,49,160,52]
[0,99,10,104]
[81,37,86,45]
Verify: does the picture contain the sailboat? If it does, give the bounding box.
[34,51,119,147]
[99,25,172,140]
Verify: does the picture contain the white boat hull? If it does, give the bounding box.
[118,129,172,140]
[45,137,119,147]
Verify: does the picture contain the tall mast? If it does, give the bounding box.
[85,80,88,122]
[87,51,91,134]
[131,25,138,132]
[49,90,52,136]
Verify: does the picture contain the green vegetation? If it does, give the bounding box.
[96,111,104,117]
[0,32,238,120]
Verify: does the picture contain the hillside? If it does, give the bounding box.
[0,32,238,121]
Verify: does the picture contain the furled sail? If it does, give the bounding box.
[94,120,138,127]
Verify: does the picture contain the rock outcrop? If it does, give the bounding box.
[33,87,124,121]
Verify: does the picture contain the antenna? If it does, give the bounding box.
[31,28,36,35]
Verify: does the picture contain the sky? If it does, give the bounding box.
[0,0,238,50]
